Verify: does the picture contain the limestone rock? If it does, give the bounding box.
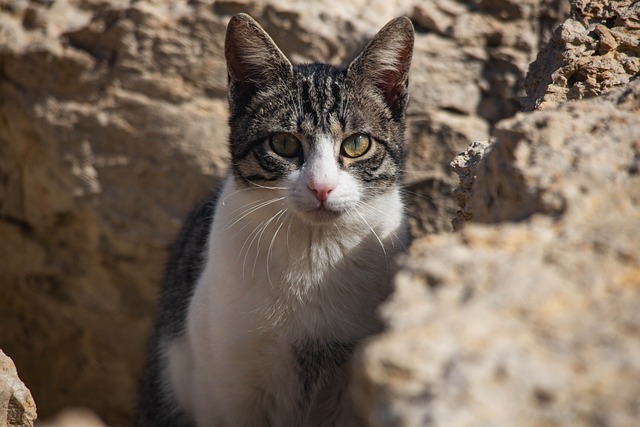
[522,0,640,110]
[449,140,491,230]
[0,350,37,427]
[352,80,640,427]
[0,0,568,424]
[467,80,640,224]
[403,0,568,236]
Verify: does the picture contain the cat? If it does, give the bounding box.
[136,13,414,427]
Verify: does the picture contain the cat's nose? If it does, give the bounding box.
[308,182,334,203]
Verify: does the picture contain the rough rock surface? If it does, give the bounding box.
[522,0,640,110]
[471,81,640,224]
[353,0,640,421]
[352,78,640,427]
[0,0,569,424]
[0,350,37,427]
[449,140,491,230]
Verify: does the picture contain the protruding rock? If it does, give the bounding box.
[0,350,37,427]
[353,80,640,427]
[523,0,640,110]
[0,0,569,423]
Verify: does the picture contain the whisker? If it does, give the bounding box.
[357,200,386,217]
[240,219,267,285]
[225,197,275,217]
[221,186,283,207]
[355,206,391,283]
[241,176,288,191]
[266,209,289,286]
[252,208,285,279]
[358,200,408,252]
[285,213,294,257]
[225,197,285,230]
[354,208,387,259]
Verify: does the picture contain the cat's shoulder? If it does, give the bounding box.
[156,187,220,338]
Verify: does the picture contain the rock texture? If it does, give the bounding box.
[352,0,640,424]
[449,140,491,230]
[522,0,640,110]
[0,350,37,427]
[352,80,640,427]
[0,1,569,424]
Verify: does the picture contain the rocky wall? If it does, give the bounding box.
[0,0,569,424]
[522,0,640,110]
[352,80,640,427]
[351,0,640,425]
[0,350,36,427]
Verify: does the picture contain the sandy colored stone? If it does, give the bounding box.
[0,0,569,424]
[0,350,37,427]
[352,80,640,427]
[449,140,491,230]
[471,80,640,224]
[523,0,640,110]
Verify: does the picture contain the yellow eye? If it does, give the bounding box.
[341,134,371,158]
[270,133,301,158]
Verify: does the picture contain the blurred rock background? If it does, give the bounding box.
[1,0,638,426]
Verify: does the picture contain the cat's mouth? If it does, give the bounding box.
[299,205,344,223]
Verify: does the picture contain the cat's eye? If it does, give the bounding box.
[270,133,302,158]
[341,134,371,158]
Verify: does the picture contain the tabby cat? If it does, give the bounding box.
[136,13,414,427]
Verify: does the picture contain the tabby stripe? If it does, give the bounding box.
[242,174,281,183]
[233,137,269,161]
[294,341,355,406]
[299,79,319,127]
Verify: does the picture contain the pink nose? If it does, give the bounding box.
[308,182,334,203]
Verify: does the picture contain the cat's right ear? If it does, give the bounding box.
[225,14,293,112]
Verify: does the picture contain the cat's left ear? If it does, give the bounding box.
[347,17,414,117]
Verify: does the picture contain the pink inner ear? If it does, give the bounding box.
[376,41,412,108]
[378,71,406,108]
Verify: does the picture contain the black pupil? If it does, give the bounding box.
[274,135,298,157]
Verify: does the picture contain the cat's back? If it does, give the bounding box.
[136,189,218,427]
[156,191,218,337]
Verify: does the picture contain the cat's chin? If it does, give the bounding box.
[296,207,344,224]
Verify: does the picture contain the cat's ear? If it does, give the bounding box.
[347,17,414,117]
[225,14,293,110]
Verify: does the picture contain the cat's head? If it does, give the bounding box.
[224,14,413,224]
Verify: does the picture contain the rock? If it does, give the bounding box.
[0,350,37,427]
[351,79,640,426]
[472,82,640,224]
[403,0,568,236]
[522,0,640,110]
[449,140,492,230]
[0,0,569,424]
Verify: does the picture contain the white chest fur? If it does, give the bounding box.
[165,177,406,426]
